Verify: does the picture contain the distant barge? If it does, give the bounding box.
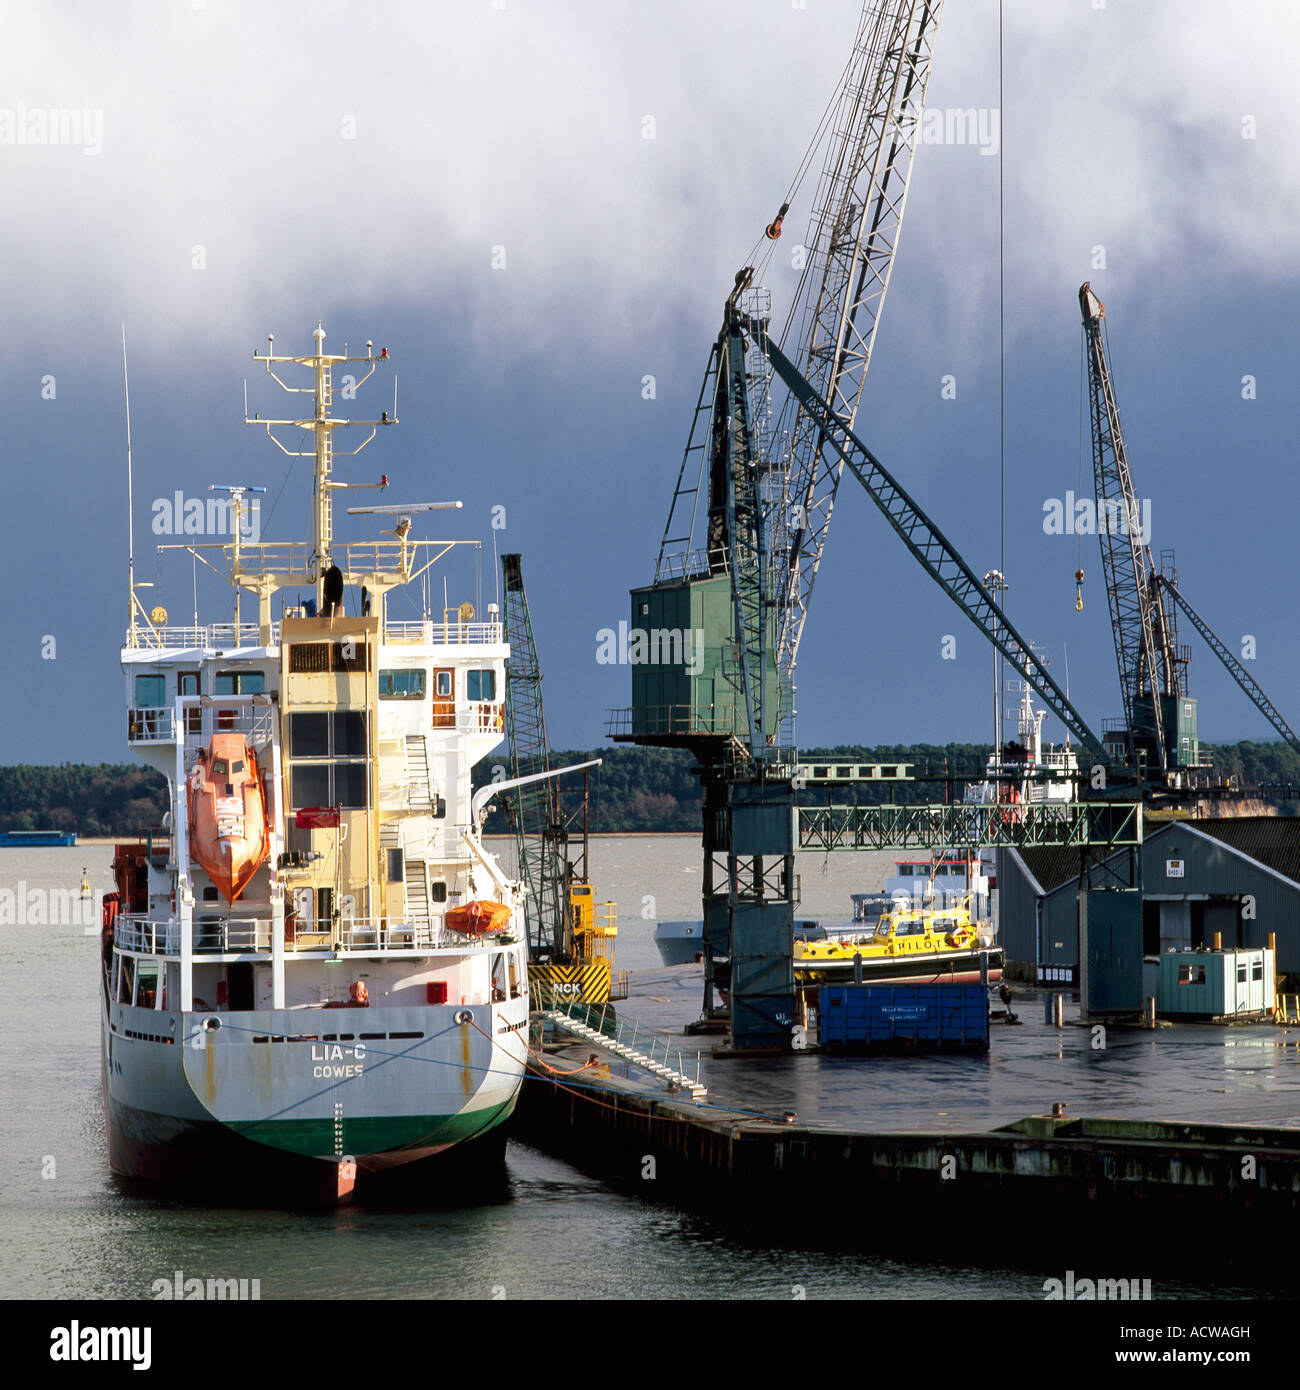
[0,829,77,847]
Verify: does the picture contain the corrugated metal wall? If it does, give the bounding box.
[1141,825,1300,972]
[998,825,1300,975]
[997,849,1040,970]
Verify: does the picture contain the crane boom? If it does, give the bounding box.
[1158,579,1300,757]
[759,327,1112,769]
[1079,282,1173,771]
[773,0,944,674]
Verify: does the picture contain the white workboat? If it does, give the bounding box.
[101,327,546,1205]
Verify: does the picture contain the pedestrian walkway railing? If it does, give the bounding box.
[542,996,706,1100]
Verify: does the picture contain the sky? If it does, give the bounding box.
[3,0,1299,765]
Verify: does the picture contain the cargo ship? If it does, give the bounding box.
[101,327,556,1205]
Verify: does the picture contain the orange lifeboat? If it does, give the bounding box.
[188,733,270,903]
[445,899,512,936]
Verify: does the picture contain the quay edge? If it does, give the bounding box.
[514,1047,1300,1279]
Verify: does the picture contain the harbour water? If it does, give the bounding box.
[0,840,1284,1300]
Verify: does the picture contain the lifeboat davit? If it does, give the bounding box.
[188,733,271,903]
[445,899,512,936]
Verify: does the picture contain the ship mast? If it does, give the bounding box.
[248,324,396,608]
[123,326,137,645]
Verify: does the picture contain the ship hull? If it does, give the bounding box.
[104,1088,515,1205]
[101,992,527,1207]
[795,947,1004,988]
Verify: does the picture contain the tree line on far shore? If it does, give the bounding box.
[3,740,1298,838]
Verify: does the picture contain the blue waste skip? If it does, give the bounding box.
[819,984,990,1053]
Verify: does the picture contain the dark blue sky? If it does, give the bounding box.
[4,0,1298,764]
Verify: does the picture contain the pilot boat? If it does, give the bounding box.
[101,326,562,1205]
[793,898,1002,986]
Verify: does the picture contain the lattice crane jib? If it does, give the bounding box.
[1159,580,1300,759]
[1079,283,1170,771]
[759,329,1112,771]
[772,0,945,674]
[501,553,569,960]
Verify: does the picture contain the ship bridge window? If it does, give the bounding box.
[216,670,264,695]
[289,711,369,810]
[467,669,496,701]
[134,674,166,707]
[292,762,367,810]
[379,668,426,699]
[290,711,367,758]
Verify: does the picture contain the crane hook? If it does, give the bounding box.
[765,202,790,240]
[1075,568,1085,612]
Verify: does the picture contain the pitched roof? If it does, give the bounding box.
[1151,816,1300,887]
[1006,846,1083,896]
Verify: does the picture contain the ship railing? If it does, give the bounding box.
[430,704,506,735]
[116,913,466,956]
[547,994,705,1097]
[213,539,478,580]
[128,707,177,743]
[125,622,272,650]
[286,918,464,951]
[383,620,504,646]
[129,695,276,748]
[181,698,276,752]
[115,914,182,956]
[194,916,273,952]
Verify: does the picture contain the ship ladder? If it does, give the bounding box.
[404,860,434,943]
[405,735,434,812]
[541,1009,706,1101]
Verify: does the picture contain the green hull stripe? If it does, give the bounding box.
[227,1096,517,1158]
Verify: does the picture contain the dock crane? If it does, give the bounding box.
[621,1,947,1050]
[771,1,944,682]
[502,553,619,1003]
[1079,283,1192,782]
[1078,284,1300,779]
[501,552,567,963]
[756,327,1111,771]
